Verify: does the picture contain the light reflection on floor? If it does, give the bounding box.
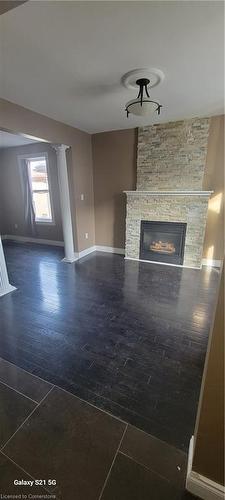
[39,261,60,313]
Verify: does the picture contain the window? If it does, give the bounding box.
[27,155,53,223]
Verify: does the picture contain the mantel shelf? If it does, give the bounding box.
[124,190,213,197]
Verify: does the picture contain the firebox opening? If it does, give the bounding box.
[140,221,187,265]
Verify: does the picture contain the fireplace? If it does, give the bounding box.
[140,221,187,265]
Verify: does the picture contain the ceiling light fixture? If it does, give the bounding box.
[125,78,162,118]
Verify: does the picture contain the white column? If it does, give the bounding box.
[53,144,76,262]
[0,237,16,297]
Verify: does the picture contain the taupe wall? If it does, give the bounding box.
[203,115,224,261]
[192,264,224,485]
[92,129,137,248]
[0,99,95,252]
[0,1,27,16]
[0,142,63,241]
[0,98,223,259]
[92,116,224,260]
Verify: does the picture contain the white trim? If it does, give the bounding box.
[187,436,195,479]
[35,219,55,226]
[124,190,213,197]
[17,151,55,225]
[187,473,225,500]
[125,256,201,270]
[0,236,17,297]
[17,152,50,161]
[0,284,16,297]
[74,245,125,261]
[95,245,125,255]
[62,255,78,263]
[202,258,222,268]
[4,240,220,271]
[77,246,96,259]
[2,239,125,258]
[2,235,64,247]
[186,437,225,500]
[52,144,74,262]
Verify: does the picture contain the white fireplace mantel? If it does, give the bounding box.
[124,190,213,197]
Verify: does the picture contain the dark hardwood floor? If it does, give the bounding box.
[0,241,219,451]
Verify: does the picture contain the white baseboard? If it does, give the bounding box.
[3,238,221,270]
[1,237,125,260]
[77,246,96,259]
[76,245,125,260]
[62,256,78,263]
[0,284,17,297]
[125,256,201,270]
[76,250,222,268]
[2,234,64,247]
[186,436,225,500]
[202,259,222,268]
[95,245,125,255]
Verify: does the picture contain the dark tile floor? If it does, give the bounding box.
[0,242,219,452]
[0,358,198,499]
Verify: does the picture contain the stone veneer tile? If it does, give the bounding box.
[137,118,210,191]
[124,117,211,268]
[125,194,209,268]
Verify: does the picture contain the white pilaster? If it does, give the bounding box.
[53,144,76,263]
[0,237,16,297]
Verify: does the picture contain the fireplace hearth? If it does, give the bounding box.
[140,221,187,265]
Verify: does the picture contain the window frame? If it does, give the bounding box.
[18,152,55,226]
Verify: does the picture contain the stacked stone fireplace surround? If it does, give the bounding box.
[125,118,212,268]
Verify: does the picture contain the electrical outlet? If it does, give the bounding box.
[85,233,88,239]
[81,194,84,201]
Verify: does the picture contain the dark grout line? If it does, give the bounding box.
[0,450,35,481]
[0,355,188,456]
[0,355,127,426]
[119,422,187,456]
[0,379,40,405]
[54,384,127,425]
[0,450,55,496]
[118,450,175,484]
[98,423,128,500]
[0,386,54,452]
[0,356,54,387]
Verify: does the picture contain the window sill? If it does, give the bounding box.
[35,220,55,226]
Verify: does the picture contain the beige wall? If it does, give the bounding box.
[92,116,224,260]
[203,115,224,261]
[0,98,223,258]
[0,99,95,252]
[192,264,224,485]
[0,1,27,16]
[92,129,137,248]
[0,142,63,241]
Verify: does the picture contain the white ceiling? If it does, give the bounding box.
[0,131,39,148]
[0,1,224,133]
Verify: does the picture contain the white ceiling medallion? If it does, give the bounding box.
[122,68,164,118]
[122,68,165,90]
